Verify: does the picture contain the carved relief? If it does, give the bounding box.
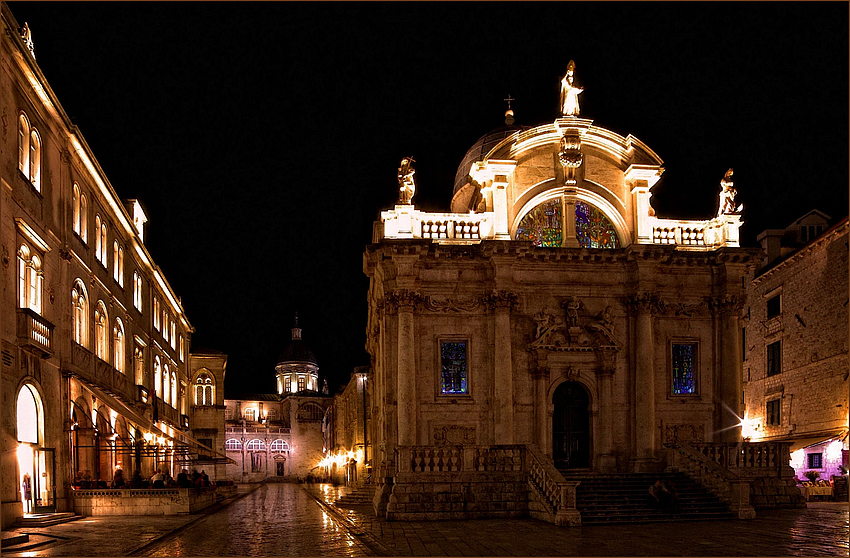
[423,296,481,313]
[381,289,423,314]
[528,299,621,351]
[708,295,744,314]
[664,423,705,444]
[626,293,663,314]
[483,290,518,312]
[433,425,476,446]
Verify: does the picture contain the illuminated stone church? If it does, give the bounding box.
[364,63,762,522]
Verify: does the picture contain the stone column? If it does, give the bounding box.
[631,294,657,466]
[531,360,550,452]
[595,349,617,472]
[562,190,580,248]
[390,290,421,447]
[715,296,744,442]
[487,291,517,444]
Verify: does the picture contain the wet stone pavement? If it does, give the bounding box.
[2,482,847,557]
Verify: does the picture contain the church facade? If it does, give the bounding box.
[364,64,765,521]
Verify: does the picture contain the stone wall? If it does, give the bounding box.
[749,476,805,509]
[387,471,528,521]
[72,485,236,516]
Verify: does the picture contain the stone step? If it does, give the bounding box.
[15,512,84,527]
[1,534,29,548]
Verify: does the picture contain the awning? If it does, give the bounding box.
[788,433,844,452]
[71,373,235,465]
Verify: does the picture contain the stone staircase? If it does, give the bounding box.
[334,484,377,508]
[15,511,85,527]
[559,471,734,524]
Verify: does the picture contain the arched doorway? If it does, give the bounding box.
[552,381,591,469]
[16,383,55,513]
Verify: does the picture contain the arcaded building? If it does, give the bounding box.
[742,211,849,489]
[364,64,770,521]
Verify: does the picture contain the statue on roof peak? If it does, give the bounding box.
[397,157,416,205]
[560,60,583,116]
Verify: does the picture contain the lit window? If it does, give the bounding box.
[153,297,160,330]
[244,408,256,422]
[266,409,278,422]
[766,295,781,320]
[767,341,782,376]
[270,439,288,453]
[298,377,306,391]
[17,244,43,314]
[766,399,780,426]
[440,340,468,395]
[154,356,162,396]
[162,364,171,405]
[575,200,620,248]
[170,320,176,350]
[170,370,177,408]
[114,318,125,373]
[79,194,88,243]
[225,439,242,451]
[16,384,40,444]
[134,346,145,386]
[179,335,185,362]
[29,129,41,191]
[808,452,823,469]
[515,199,562,247]
[94,302,108,362]
[194,371,214,406]
[100,221,107,265]
[133,272,143,311]
[285,377,291,392]
[95,215,108,265]
[73,183,81,235]
[671,342,697,395]
[245,439,265,452]
[72,280,88,347]
[18,113,41,191]
[113,242,124,286]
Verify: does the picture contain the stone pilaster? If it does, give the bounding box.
[628,293,660,467]
[485,290,518,444]
[595,349,617,472]
[383,290,423,446]
[711,295,745,442]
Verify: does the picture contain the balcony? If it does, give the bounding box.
[16,308,54,357]
[155,397,180,427]
[70,344,134,404]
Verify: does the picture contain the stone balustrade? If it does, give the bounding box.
[16,307,53,357]
[381,206,494,243]
[72,485,237,516]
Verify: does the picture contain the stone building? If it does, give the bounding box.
[188,349,228,481]
[363,64,780,522]
[323,366,372,485]
[1,6,221,528]
[742,211,849,487]
[223,321,331,482]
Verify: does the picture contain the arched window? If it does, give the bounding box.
[100,220,107,265]
[114,318,125,373]
[179,335,184,362]
[575,201,620,249]
[245,439,265,452]
[73,183,81,235]
[162,364,171,405]
[270,439,288,453]
[134,346,145,386]
[72,280,88,346]
[515,198,621,249]
[18,113,30,175]
[225,439,242,451]
[94,302,108,361]
[153,297,160,330]
[95,215,102,262]
[154,356,162,397]
[16,384,40,444]
[170,320,176,350]
[17,245,42,313]
[170,370,177,408]
[80,194,88,243]
[297,402,324,422]
[515,199,563,247]
[29,129,41,191]
[133,272,143,311]
[194,371,215,406]
[113,242,124,286]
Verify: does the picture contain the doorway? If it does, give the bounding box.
[276,460,286,476]
[552,381,590,469]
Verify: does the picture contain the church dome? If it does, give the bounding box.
[453,125,528,197]
[276,320,317,366]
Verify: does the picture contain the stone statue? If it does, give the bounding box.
[565,296,581,328]
[717,168,742,216]
[588,305,617,345]
[20,22,35,58]
[397,157,416,205]
[560,60,583,116]
[533,309,555,340]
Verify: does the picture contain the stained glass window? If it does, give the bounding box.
[575,201,620,248]
[671,343,697,395]
[515,199,562,247]
[440,341,468,395]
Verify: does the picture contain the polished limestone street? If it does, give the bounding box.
[2,483,847,557]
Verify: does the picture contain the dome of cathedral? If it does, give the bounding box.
[452,124,528,197]
[276,320,317,366]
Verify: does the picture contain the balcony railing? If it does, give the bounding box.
[16,308,54,357]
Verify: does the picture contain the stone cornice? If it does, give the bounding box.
[753,219,849,285]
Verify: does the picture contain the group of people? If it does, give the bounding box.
[648,479,680,511]
[73,468,213,490]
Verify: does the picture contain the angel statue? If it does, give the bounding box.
[717,168,742,216]
[560,60,583,116]
[397,157,416,205]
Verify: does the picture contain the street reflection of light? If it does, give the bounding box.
[20,552,38,557]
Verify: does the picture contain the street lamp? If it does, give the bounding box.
[355,371,369,473]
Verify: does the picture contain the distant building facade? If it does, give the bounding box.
[223,322,331,482]
[743,211,849,485]
[324,366,372,486]
[1,6,213,529]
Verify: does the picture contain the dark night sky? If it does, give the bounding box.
[8,2,848,395]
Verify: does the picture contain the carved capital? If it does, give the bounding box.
[484,290,518,312]
[708,295,744,315]
[382,289,423,314]
[59,248,73,263]
[626,293,663,315]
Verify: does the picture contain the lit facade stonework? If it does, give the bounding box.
[324,366,372,485]
[363,69,779,523]
[1,6,214,528]
[742,212,849,495]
